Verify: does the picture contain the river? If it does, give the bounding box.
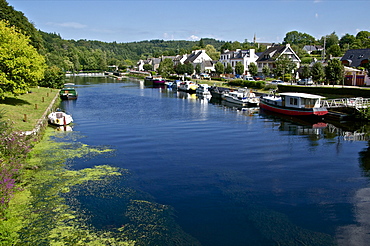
[57,75,370,245]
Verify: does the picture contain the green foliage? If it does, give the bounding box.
[39,66,65,89]
[248,63,258,76]
[262,65,271,78]
[311,62,325,83]
[0,0,44,51]
[273,56,296,80]
[225,63,233,74]
[325,59,344,85]
[174,63,193,75]
[214,62,224,75]
[0,20,46,99]
[283,31,316,47]
[228,79,265,89]
[235,62,244,75]
[143,63,153,71]
[301,64,311,79]
[158,58,174,78]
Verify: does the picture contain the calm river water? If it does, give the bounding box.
[58,76,370,245]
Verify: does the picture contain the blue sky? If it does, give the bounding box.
[7,0,370,43]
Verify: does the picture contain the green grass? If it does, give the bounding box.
[0,87,60,132]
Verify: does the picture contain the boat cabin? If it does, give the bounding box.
[280,93,324,109]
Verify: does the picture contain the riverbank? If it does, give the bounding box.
[1,87,60,133]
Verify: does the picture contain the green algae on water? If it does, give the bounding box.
[2,128,200,246]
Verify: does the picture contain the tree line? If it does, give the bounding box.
[1,0,370,98]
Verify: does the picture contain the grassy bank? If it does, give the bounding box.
[0,87,60,132]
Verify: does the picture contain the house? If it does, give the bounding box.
[341,49,370,86]
[303,45,324,54]
[341,49,370,68]
[183,50,214,72]
[219,49,258,75]
[137,57,161,71]
[256,44,301,76]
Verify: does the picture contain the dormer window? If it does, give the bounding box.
[358,54,364,58]
[349,55,354,59]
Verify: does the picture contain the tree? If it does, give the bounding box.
[225,63,233,74]
[0,20,46,99]
[320,32,339,50]
[325,58,344,85]
[339,33,356,50]
[311,62,325,84]
[355,31,370,48]
[283,31,316,47]
[262,65,271,78]
[158,58,174,78]
[143,64,153,71]
[301,65,311,79]
[234,62,244,75]
[326,44,342,57]
[39,65,65,88]
[205,44,220,61]
[195,64,201,74]
[273,56,296,81]
[248,63,258,76]
[214,62,224,75]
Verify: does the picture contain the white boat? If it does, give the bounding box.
[222,88,259,107]
[178,81,198,93]
[259,91,328,116]
[48,110,73,126]
[196,84,211,96]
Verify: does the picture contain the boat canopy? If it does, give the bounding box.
[279,92,325,99]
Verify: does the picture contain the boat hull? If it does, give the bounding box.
[259,100,328,116]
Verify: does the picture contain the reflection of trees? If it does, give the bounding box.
[359,143,370,177]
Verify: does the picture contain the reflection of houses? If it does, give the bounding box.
[256,44,301,75]
[341,49,370,86]
[219,49,258,75]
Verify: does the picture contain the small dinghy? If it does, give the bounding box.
[48,109,73,126]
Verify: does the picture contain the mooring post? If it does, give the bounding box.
[35,104,38,109]
[23,114,27,122]
[42,97,44,102]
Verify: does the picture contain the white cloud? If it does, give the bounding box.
[163,32,174,40]
[189,35,200,41]
[315,13,319,18]
[46,22,87,29]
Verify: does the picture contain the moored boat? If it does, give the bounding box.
[222,88,259,107]
[60,83,78,100]
[196,84,211,96]
[178,81,198,93]
[48,109,73,126]
[259,91,328,116]
[209,86,230,99]
[144,75,166,84]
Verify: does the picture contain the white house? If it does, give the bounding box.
[219,49,258,75]
[183,50,214,72]
[256,44,301,75]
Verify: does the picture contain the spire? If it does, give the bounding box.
[253,33,256,44]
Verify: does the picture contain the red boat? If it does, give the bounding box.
[259,92,328,116]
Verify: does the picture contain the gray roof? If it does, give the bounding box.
[341,49,370,67]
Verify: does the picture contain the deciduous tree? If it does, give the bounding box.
[311,62,325,84]
[235,62,244,75]
[248,63,258,76]
[0,20,46,99]
[158,58,174,78]
[325,59,344,85]
[214,62,224,75]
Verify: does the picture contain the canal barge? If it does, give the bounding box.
[60,83,78,100]
[259,91,328,116]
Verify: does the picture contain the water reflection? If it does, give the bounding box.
[58,76,370,245]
